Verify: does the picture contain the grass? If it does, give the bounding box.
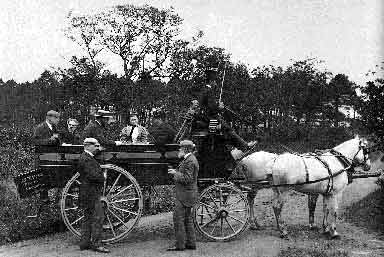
[344,188,384,235]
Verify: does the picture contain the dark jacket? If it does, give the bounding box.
[199,85,221,118]
[77,152,104,208]
[173,153,199,207]
[82,120,115,146]
[148,120,177,145]
[60,129,81,145]
[33,121,60,145]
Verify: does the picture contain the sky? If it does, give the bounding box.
[0,0,383,85]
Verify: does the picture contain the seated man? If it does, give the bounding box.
[148,109,177,145]
[33,110,61,203]
[194,69,250,151]
[120,113,148,144]
[82,110,116,146]
[33,110,61,145]
[61,118,81,145]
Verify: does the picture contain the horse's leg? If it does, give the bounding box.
[322,195,330,234]
[247,188,261,230]
[328,194,341,239]
[272,188,288,238]
[308,193,319,230]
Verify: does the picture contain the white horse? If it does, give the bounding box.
[232,136,371,239]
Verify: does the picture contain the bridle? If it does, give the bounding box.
[330,139,370,169]
[351,141,370,168]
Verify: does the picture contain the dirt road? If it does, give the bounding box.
[1,178,383,257]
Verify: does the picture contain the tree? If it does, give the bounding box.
[359,78,384,137]
[66,4,183,108]
[67,5,183,80]
[65,12,104,77]
[328,74,356,127]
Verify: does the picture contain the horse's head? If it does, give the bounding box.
[359,135,384,174]
[350,135,371,171]
[334,135,371,171]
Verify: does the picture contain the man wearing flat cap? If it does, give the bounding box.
[33,110,61,203]
[82,110,116,146]
[33,110,61,146]
[167,140,199,251]
[78,138,110,253]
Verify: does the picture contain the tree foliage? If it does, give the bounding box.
[0,3,369,141]
[66,4,182,81]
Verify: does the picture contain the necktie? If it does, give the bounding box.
[129,125,136,140]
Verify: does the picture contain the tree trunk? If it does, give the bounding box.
[334,98,339,127]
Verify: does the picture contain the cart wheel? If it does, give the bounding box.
[60,164,143,243]
[193,183,250,241]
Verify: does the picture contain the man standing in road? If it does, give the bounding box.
[167,140,199,251]
[78,138,110,253]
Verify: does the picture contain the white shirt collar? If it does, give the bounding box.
[84,150,94,157]
[184,152,192,159]
[45,120,53,131]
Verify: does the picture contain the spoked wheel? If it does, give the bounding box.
[193,183,250,241]
[60,164,143,243]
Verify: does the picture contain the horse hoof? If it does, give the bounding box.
[309,224,319,231]
[280,231,289,239]
[322,228,331,235]
[250,225,262,231]
[330,233,341,240]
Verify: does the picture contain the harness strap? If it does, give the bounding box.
[329,149,354,184]
[312,155,334,194]
[329,149,351,168]
[301,157,309,182]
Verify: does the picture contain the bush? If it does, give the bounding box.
[0,194,65,244]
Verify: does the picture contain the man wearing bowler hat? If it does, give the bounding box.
[167,140,199,251]
[78,138,110,253]
[82,110,116,146]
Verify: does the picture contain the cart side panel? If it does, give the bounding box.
[34,144,180,190]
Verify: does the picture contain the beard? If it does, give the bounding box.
[93,149,102,157]
[177,152,185,159]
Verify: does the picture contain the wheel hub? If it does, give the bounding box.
[218,208,229,218]
[100,196,110,208]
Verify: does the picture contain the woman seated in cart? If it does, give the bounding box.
[119,113,148,144]
[117,109,176,146]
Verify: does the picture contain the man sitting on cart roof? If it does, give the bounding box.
[82,110,116,146]
[192,68,251,151]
